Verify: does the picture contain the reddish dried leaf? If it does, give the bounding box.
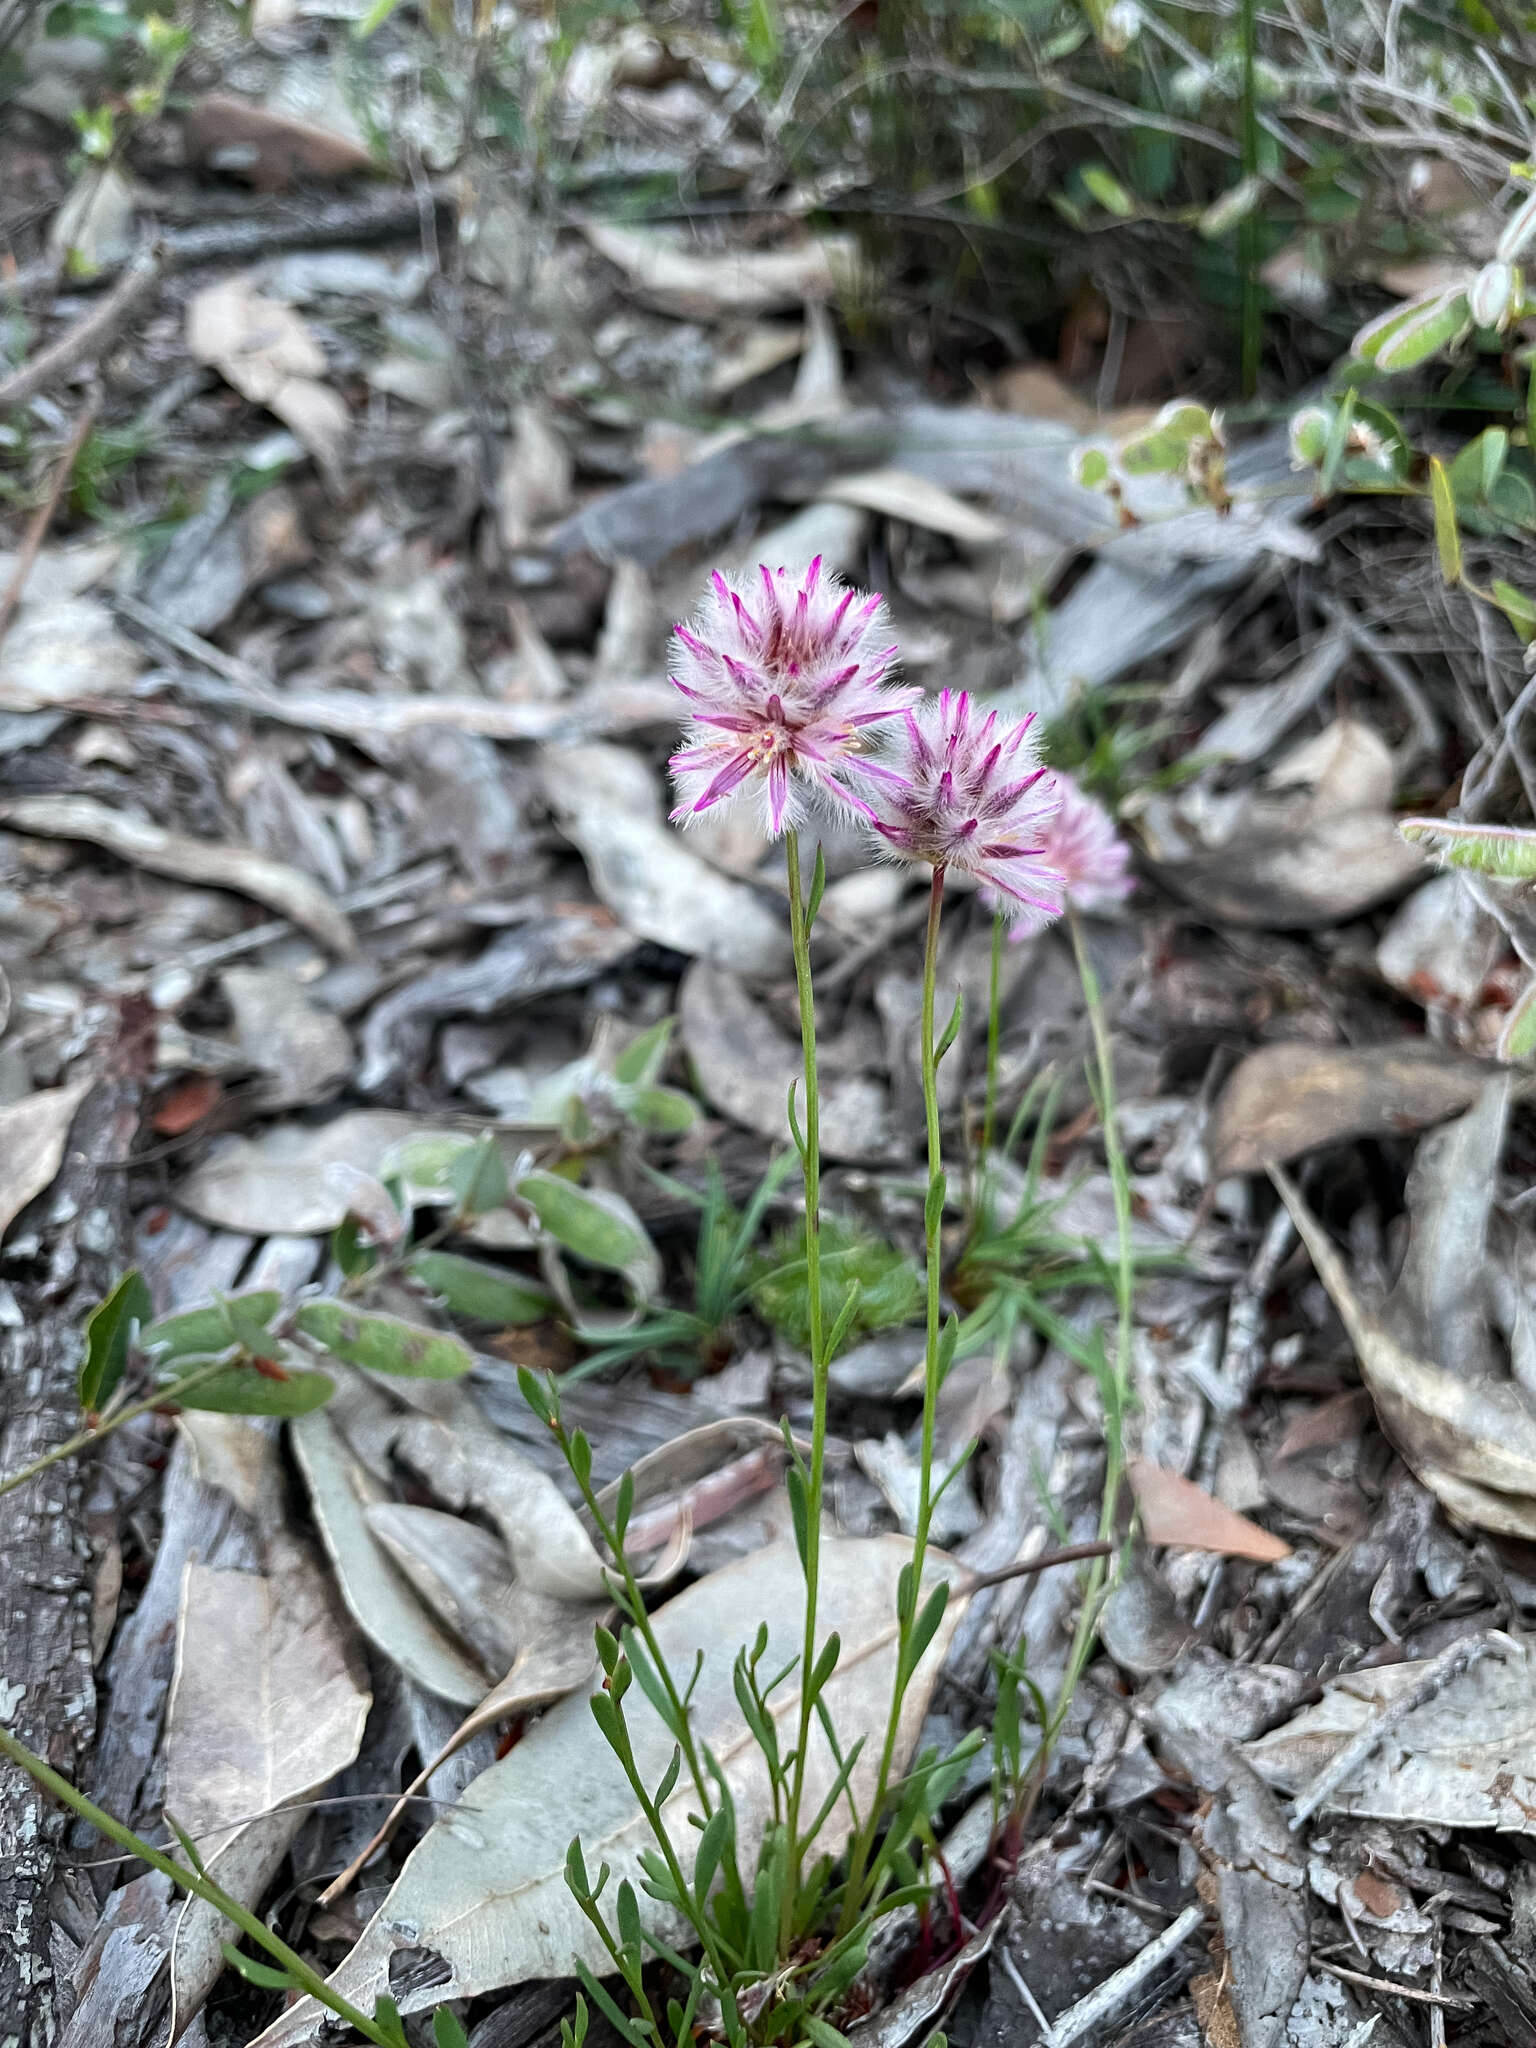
[1129,1458,1292,1562]
[152,1076,222,1135]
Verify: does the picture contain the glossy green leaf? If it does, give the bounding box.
[78,1269,152,1411]
[516,1170,661,1298]
[408,1250,553,1326]
[171,1359,335,1416]
[432,2009,471,2048]
[295,1299,476,1378]
[1352,284,1456,363]
[1399,816,1536,878]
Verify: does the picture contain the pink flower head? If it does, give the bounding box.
[667,556,916,836]
[858,689,1066,928]
[1041,774,1134,912]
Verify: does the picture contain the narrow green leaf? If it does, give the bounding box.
[933,991,964,1066]
[1498,185,1536,263]
[1492,580,1536,645]
[1429,457,1462,584]
[372,1995,410,2048]
[806,843,828,929]
[433,2009,470,2048]
[445,1135,509,1219]
[1399,816,1536,879]
[79,1269,152,1411]
[408,1251,553,1326]
[1500,978,1536,1062]
[219,1943,302,1991]
[613,1017,674,1087]
[1373,289,1470,372]
[909,1581,950,1669]
[164,1808,207,1876]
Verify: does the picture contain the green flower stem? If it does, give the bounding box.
[560,1434,712,1814]
[981,905,1005,1164]
[1020,907,1134,1807]
[0,1353,260,1504]
[782,826,828,1927]
[0,1722,390,2044]
[839,863,948,1930]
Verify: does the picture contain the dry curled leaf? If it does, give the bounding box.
[187,275,349,474]
[581,223,858,317]
[0,1073,92,1243]
[1208,1039,1494,1176]
[1273,1084,1536,1538]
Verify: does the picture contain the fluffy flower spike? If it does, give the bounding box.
[857,689,1066,928]
[1040,773,1134,913]
[667,556,916,835]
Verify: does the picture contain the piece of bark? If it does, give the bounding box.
[0,1055,143,2048]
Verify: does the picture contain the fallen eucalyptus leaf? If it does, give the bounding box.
[1208,1040,1494,1176]
[581,223,858,317]
[187,274,350,474]
[248,1534,964,2043]
[0,1073,92,1242]
[163,1538,369,2032]
[540,743,791,977]
[221,967,352,1108]
[679,962,895,1162]
[1148,721,1423,927]
[291,1408,490,1706]
[1128,1458,1291,1561]
[389,1393,611,1604]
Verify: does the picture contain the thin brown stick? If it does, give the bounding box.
[0,242,164,410]
[0,398,99,651]
[961,1541,1115,1593]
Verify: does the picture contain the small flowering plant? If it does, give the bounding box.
[516,558,1141,2043]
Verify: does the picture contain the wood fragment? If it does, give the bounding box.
[1037,1902,1205,2048]
[1285,1629,1508,1830]
[0,400,100,651]
[0,1065,141,2048]
[0,246,163,411]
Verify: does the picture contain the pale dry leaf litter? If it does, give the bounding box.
[5,9,1536,2048]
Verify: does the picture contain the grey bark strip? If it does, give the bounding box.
[0,1063,141,2048]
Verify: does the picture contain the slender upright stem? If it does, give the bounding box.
[0,1723,391,2044]
[911,864,948,1580]
[782,826,826,1924]
[839,864,948,1929]
[1018,908,1135,1813]
[1237,0,1262,397]
[0,1353,253,1504]
[981,906,1005,1164]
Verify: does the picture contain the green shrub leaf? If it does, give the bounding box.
[295,1299,476,1378]
[79,1269,152,1411]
